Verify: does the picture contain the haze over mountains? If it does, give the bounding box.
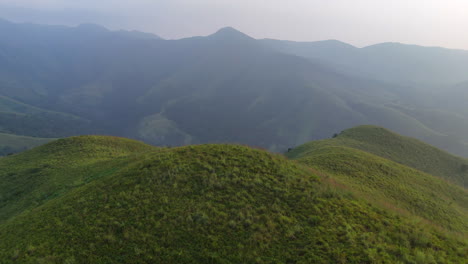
[261,39,468,87]
[1,18,467,156]
[1,17,467,263]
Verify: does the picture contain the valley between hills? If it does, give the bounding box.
[1,19,468,158]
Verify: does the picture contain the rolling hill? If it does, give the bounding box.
[0,19,467,157]
[286,126,468,232]
[0,135,466,263]
[0,135,154,223]
[287,125,468,187]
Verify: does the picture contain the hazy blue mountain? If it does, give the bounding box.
[1,19,467,156]
[440,81,468,116]
[0,132,54,156]
[260,39,468,87]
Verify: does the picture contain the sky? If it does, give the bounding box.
[1,0,468,50]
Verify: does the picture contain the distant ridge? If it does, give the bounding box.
[76,23,108,32]
[363,41,468,52]
[0,133,53,156]
[1,18,467,157]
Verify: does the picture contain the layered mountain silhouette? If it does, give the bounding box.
[260,39,468,87]
[1,18,466,263]
[0,19,467,156]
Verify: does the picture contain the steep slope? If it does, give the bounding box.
[0,133,53,156]
[0,136,154,223]
[288,126,468,187]
[0,139,466,263]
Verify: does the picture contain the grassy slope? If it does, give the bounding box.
[288,146,468,232]
[0,136,155,224]
[288,125,468,187]
[286,126,468,233]
[0,139,466,263]
[0,133,54,156]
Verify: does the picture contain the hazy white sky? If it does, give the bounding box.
[1,0,468,50]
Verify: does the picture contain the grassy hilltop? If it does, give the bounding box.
[0,130,466,263]
[288,125,468,187]
[287,126,468,232]
[0,136,154,223]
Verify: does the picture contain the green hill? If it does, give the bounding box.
[0,133,54,156]
[0,136,154,223]
[0,136,466,263]
[286,126,468,232]
[288,125,468,187]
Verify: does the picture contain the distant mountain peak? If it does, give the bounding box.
[76,23,108,32]
[216,26,242,33]
[210,27,254,40]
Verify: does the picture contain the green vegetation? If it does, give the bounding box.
[287,125,468,233]
[288,146,468,232]
[288,125,468,187]
[0,136,154,223]
[0,135,466,263]
[0,133,54,156]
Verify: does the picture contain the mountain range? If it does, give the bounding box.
[0,19,467,157]
[1,17,467,263]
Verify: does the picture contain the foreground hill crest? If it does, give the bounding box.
[0,129,467,263]
[289,125,468,187]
